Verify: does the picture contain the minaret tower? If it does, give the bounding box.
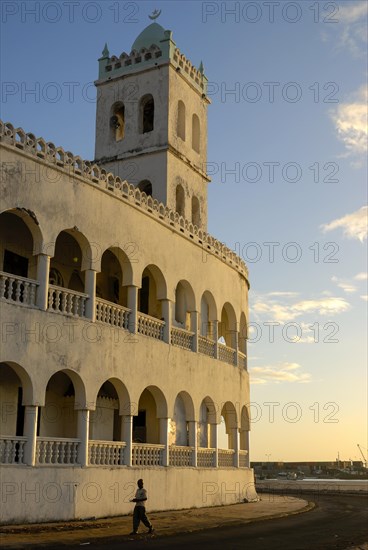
[94,12,210,229]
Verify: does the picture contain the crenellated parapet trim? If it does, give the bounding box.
[0,121,249,285]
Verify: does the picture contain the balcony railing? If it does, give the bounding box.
[239,450,249,468]
[88,440,126,466]
[137,312,165,340]
[198,335,216,357]
[36,437,80,465]
[95,298,130,329]
[218,343,236,365]
[238,351,247,370]
[0,436,27,464]
[132,443,165,466]
[48,285,87,317]
[171,327,194,350]
[0,271,38,307]
[218,448,235,467]
[169,445,194,466]
[197,447,216,467]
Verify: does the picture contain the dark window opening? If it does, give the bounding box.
[138,180,153,197]
[138,276,149,314]
[133,410,146,443]
[3,249,28,278]
[142,97,154,134]
[16,387,25,437]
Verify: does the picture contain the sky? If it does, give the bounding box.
[1,0,367,463]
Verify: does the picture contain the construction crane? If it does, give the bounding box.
[357,444,367,468]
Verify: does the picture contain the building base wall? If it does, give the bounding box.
[0,466,256,525]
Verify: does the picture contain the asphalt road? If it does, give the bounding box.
[7,494,368,550]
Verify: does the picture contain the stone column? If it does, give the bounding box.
[188,420,198,467]
[212,320,219,359]
[36,253,50,310]
[245,430,250,467]
[232,331,239,367]
[127,285,138,334]
[159,418,169,466]
[232,428,239,468]
[161,299,172,344]
[121,415,133,466]
[190,311,199,352]
[210,423,218,468]
[23,405,38,466]
[84,269,97,321]
[77,409,90,467]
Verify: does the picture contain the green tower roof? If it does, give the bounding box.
[131,22,167,52]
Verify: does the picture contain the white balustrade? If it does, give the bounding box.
[239,450,249,468]
[48,285,87,317]
[95,298,130,329]
[198,335,216,357]
[171,327,194,350]
[218,448,235,467]
[0,436,27,464]
[0,271,38,307]
[218,343,236,365]
[132,443,165,466]
[88,440,126,466]
[238,351,247,369]
[36,437,80,464]
[169,445,194,466]
[137,312,165,340]
[197,447,216,467]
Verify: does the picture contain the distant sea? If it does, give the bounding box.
[256,478,368,492]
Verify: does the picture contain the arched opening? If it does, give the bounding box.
[192,114,200,153]
[198,396,217,448]
[219,303,237,348]
[0,210,40,304]
[191,195,201,227]
[240,405,250,450]
[140,94,154,134]
[200,291,217,338]
[174,280,195,331]
[110,102,125,141]
[50,231,85,292]
[177,100,186,141]
[219,402,238,450]
[133,387,167,444]
[138,265,166,319]
[40,372,78,440]
[90,381,120,441]
[0,363,25,438]
[170,394,188,446]
[137,180,153,197]
[96,249,127,306]
[175,184,185,218]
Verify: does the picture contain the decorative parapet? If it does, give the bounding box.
[97,39,208,96]
[0,121,249,282]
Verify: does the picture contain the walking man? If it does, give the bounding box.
[130,479,154,535]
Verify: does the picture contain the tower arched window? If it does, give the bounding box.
[176,184,185,218]
[192,114,200,153]
[110,102,125,141]
[138,180,153,197]
[191,196,201,227]
[140,94,154,134]
[177,100,186,141]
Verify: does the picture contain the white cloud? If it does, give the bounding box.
[251,293,350,323]
[354,272,368,281]
[321,206,368,242]
[250,362,311,384]
[330,2,368,57]
[331,276,357,294]
[331,86,368,157]
[360,295,368,302]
